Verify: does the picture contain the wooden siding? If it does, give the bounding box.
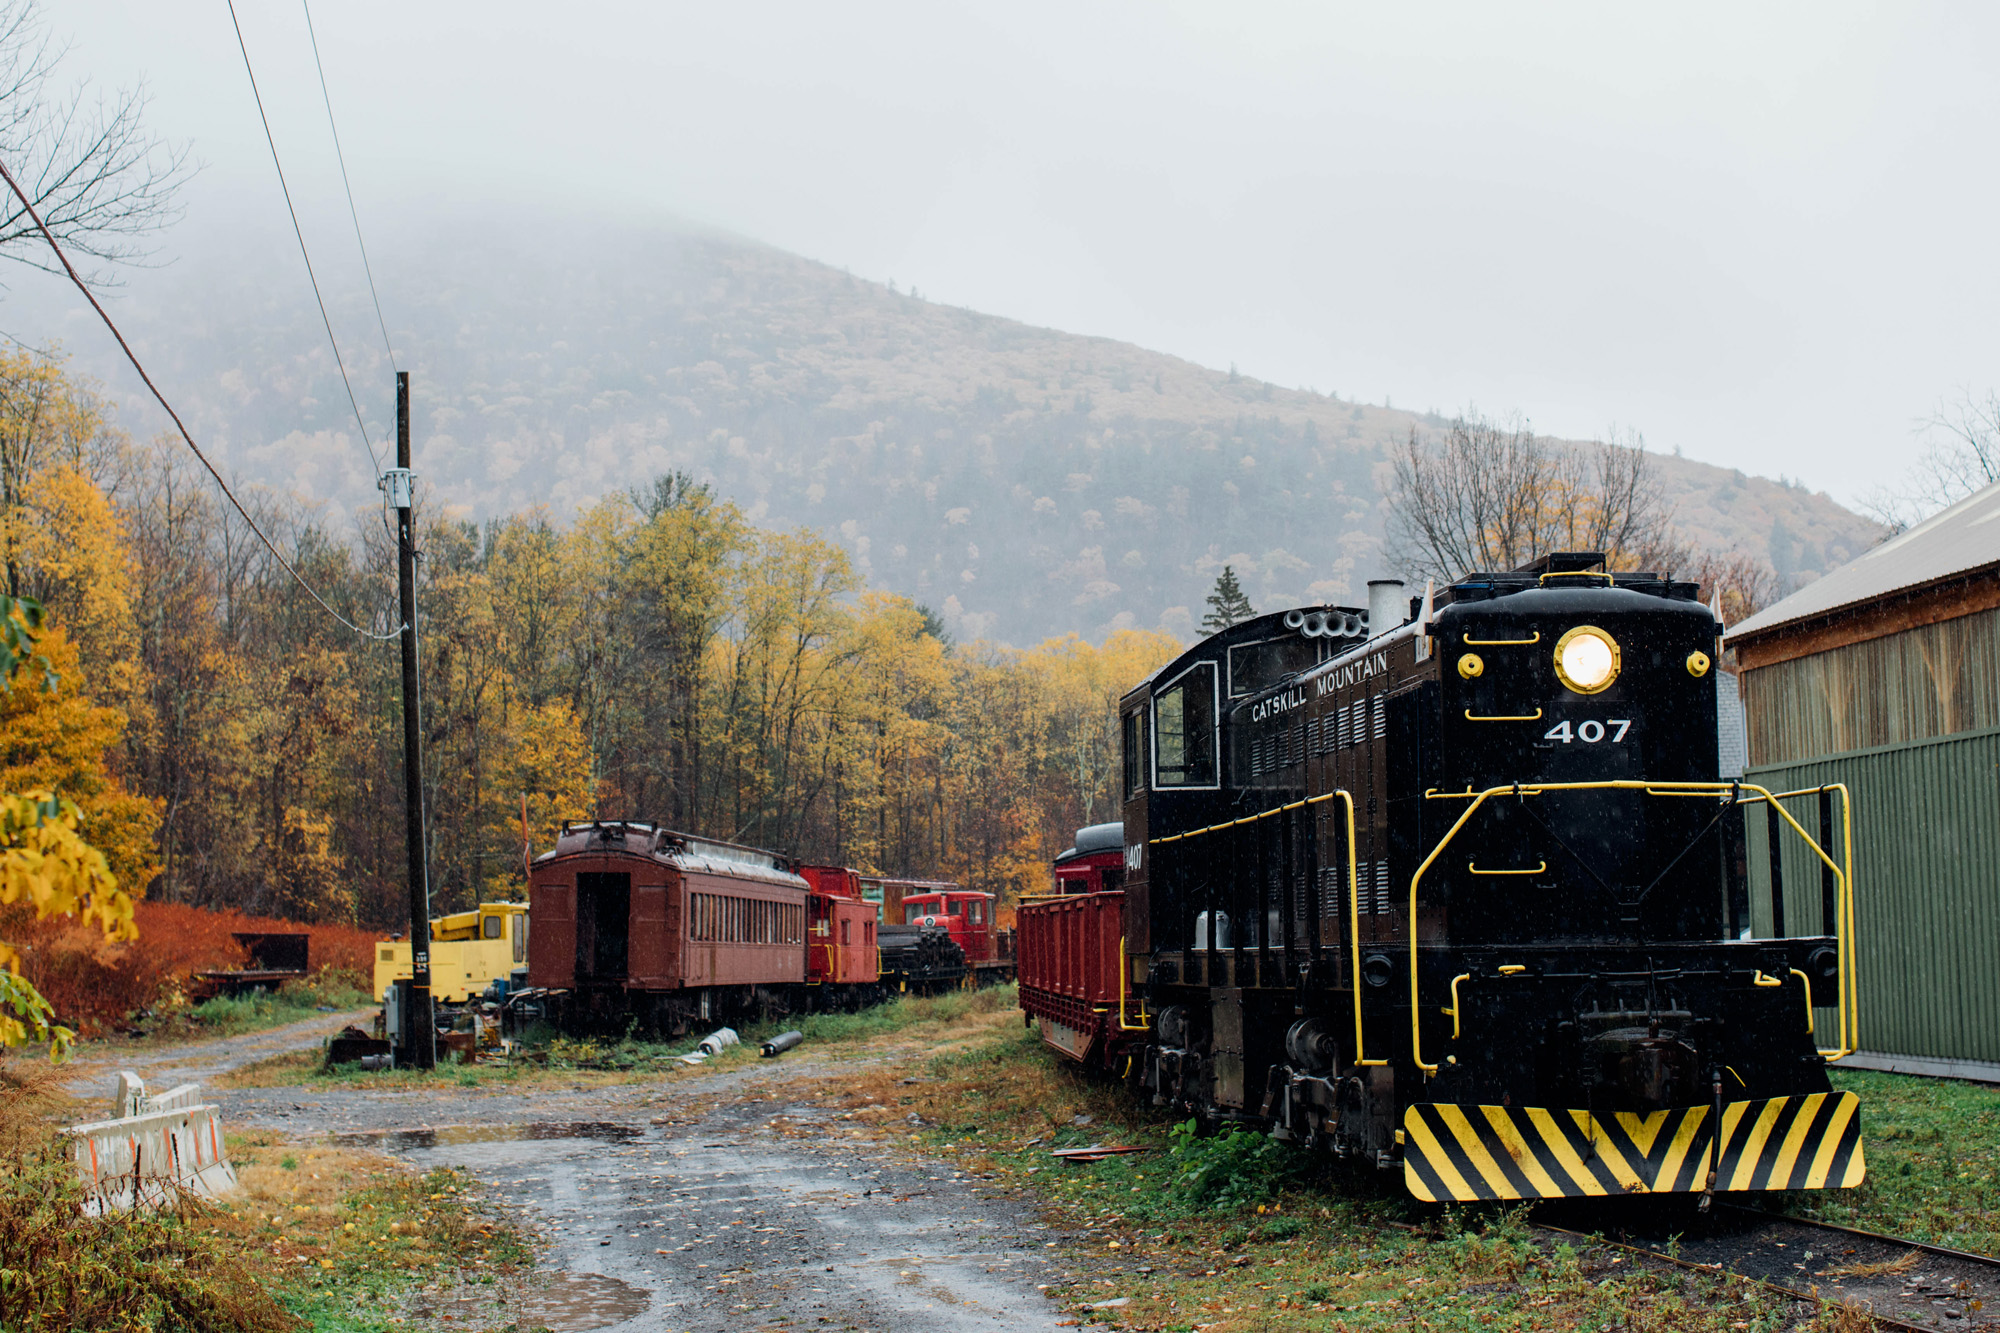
[1740,606,2000,767]
[1747,726,2000,1065]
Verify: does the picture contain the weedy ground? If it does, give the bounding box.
[1790,1066,2000,1256]
[218,982,1017,1094]
[763,1005,1919,1333]
[86,969,375,1050]
[0,1060,528,1333]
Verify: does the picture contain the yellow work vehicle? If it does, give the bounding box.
[373,903,529,1002]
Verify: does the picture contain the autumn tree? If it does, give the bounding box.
[0,595,135,1056]
[1201,565,1255,632]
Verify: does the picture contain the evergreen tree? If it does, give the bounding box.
[1201,566,1256,632]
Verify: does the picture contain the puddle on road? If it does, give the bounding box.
[424,1271,651,1332]
[332,1121,644,1150]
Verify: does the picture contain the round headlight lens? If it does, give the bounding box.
[1554,626,1620,694]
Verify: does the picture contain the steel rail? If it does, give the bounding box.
[1529,1221,1938,1333]
[1718,1204,2000,1274]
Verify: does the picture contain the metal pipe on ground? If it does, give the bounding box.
[761,1031,804,1057]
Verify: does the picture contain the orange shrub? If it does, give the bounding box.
[4,901,385,1036]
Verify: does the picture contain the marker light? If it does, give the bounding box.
[1458,653,1484,679]
[1553,626,1620,695]
[1687,650,1712,678]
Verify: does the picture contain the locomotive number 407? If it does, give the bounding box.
[1544,718,1632,744]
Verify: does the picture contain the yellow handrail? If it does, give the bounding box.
[1468,861,1545,876]
[1404,779,1857,1075]
[1463,631,1541,645]
[1445,973,1470,1039]
[1115,934,1151,1032]
[1734,782,1856,1057]
[1334,790,1386,1068]
[1465,709,1543,722]
[1789,968,1815,1035]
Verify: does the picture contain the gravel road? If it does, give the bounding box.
[62,1008,377,1105]
[79,1013,1105,1333]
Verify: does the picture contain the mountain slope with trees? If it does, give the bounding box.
[26,210,1880,645]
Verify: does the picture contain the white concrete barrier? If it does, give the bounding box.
[65,1072,240,1214]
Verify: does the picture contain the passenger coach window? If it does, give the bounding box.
[1155,662,1218,787]
[1122,710,1146,796]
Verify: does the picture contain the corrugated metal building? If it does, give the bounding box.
[1726,481,2000,1080]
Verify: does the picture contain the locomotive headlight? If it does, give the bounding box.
[1553,625,1620,694]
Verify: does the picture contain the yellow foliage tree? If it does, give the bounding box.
[0,624,159,895]
[0,596,136,1057]
[486,699,595,897]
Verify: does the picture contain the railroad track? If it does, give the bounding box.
[1533,1203,1999,1330]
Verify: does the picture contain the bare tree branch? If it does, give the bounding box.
[1385,411,1669,582]
[1861,389,2000,534]
[0,0,191,286]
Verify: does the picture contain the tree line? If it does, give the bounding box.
[0,350,1177,927]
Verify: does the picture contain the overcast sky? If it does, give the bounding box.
[38,1,2000,507]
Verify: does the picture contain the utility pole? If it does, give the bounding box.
[388,371,434,1068]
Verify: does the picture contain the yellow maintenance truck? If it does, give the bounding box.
[373,903,529,1003]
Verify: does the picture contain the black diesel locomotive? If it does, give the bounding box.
[1118,553,1861,1202]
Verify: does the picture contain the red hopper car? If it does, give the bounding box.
[1017,822,1140,1068]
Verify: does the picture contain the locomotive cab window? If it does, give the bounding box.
[482,915,503,940]
[1154,661,1219,788]
[1228,637,1321,699]
[1122,709,1146,796]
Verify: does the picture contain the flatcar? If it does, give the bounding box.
[519,822,967,1033]
[1031,553,1864,1204]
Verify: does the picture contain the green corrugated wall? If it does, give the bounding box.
[1746,723,2000,1064]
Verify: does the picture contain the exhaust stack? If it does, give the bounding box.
[1366,579,1407,637]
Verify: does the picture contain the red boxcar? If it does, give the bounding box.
[1019,822,1138,1068]
[527,821,807,1031]
[796,864,881,1001]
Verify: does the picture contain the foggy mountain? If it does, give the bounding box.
[21,212,1880,645]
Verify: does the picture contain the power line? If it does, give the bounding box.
[301,0,396,370]
[225,0,382,476]
[0,152,404,643]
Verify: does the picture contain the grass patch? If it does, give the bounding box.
[0,1057,530,1332]
[1784,1067,2000,1256]
[78,969,375,1051]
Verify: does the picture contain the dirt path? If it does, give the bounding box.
[62,1007,377,1104]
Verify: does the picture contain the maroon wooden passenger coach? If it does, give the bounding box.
[527,821,809,1030]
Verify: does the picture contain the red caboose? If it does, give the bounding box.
[795,864,881,1006]
[1018,822,1139,1068]
[527,822,806,1032]
[1053,821,1126,895]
